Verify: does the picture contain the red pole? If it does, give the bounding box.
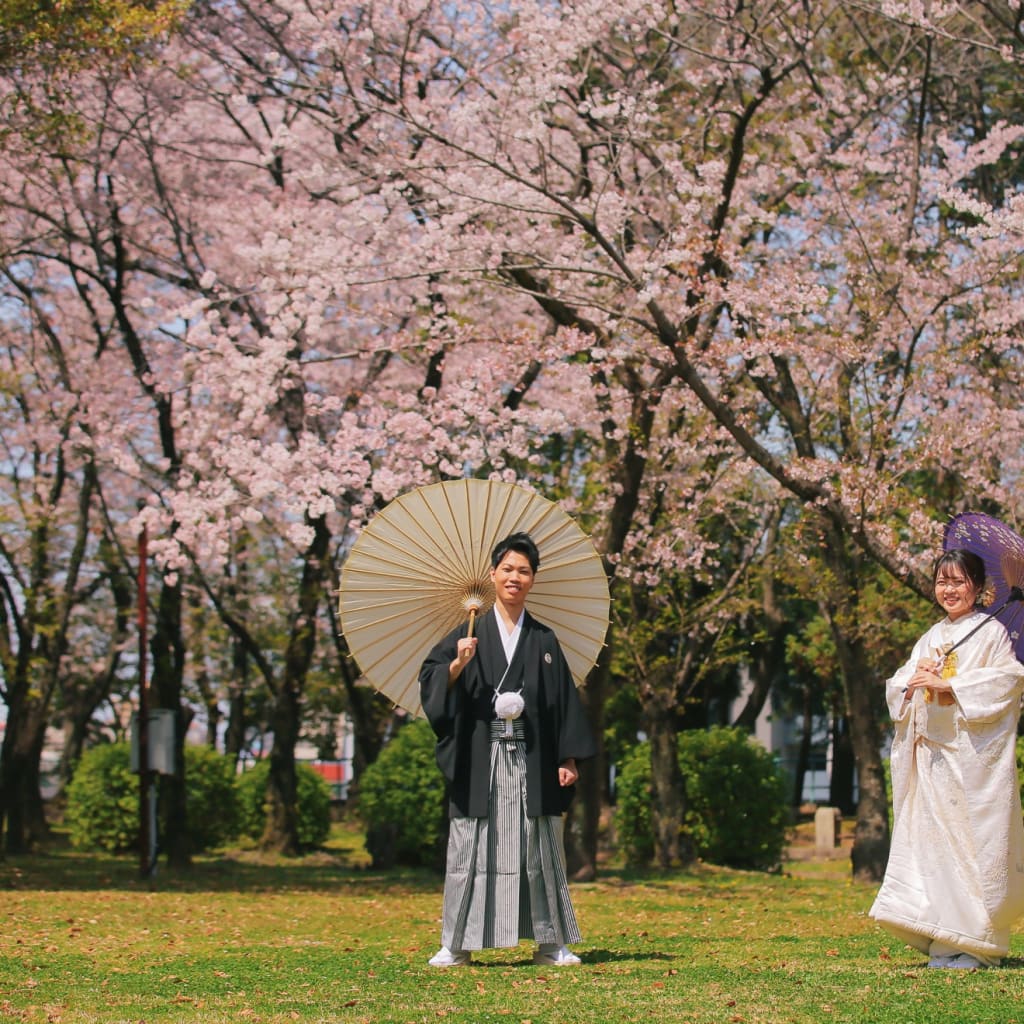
[137,519,150,878]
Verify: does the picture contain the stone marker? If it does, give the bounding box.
[814,805,841,852]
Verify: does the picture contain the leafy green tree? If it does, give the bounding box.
[0,1,188,69]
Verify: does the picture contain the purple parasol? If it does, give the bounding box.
[943,511,1024,662]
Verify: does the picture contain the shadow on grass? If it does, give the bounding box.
[1,848,824,899]
[579,948,678,964]
[900,954,1024,972]
[0,845,444,895]
[445,949,678,969]
[1,829,846,898]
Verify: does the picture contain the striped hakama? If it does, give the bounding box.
[440,719,582,951]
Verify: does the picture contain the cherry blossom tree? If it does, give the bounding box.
[3,0,1023,879]
[176,0,1024,878]
[0,263,124,852]
[24,0,1007,876]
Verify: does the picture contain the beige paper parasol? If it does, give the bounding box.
[338,478,610,717]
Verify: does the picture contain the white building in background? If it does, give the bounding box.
[295,713,356,802]
[40,726,68,799]
[729,671,833,806]
[235,713,357,803]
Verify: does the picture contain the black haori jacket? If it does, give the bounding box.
[419,608,597,819]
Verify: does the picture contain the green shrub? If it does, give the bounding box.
[358,719,448,869]
[613,742,655,867]
[66,743,138,852]
[614,726,790,872]
[66,742,243,854]
[183,743,240,851]
[235,759,332,850]
[678,726,790,871]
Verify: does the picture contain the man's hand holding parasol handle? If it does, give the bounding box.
[448,595,485,687]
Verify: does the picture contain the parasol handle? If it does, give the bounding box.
[464,594,484,639]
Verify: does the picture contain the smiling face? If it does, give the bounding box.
[490,548,535,616]
[934,567,980,622]
[932,549,986,622]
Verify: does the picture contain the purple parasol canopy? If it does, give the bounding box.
[943,511,1024,662]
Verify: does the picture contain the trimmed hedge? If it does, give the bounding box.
[235,759,332,850]
[66,742,240,853]
[358,719,448,869]
[184,743,241,851]
[678,726,790,871]
[614,742,656,866]
[66,743,139,852]
[615,725,790,872]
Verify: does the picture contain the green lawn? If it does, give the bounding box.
[1,829,1022,1024]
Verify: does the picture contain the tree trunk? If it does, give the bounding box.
[58,682,109,787]
[732,601,787,733]
[149,576,189,868]
[261,682,302,854]
[58,532,133,784]
[730,664,772,733]
[330,600,389,779]
[647,707,691,868]
[224,636,249,763]
[831,622,889,881]
[260,515,330,854]
[57,630,129,787]
[829,712,856,815]
[0,694,50,853]
[345,686,387,779]
[203,701,219,747]
[814,520,890,881]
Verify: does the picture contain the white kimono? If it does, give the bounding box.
[869,611,1024,963]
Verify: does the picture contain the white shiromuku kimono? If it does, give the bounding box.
[869,610,1024,964]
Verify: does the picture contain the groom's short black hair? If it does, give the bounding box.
[491,532,540,572]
